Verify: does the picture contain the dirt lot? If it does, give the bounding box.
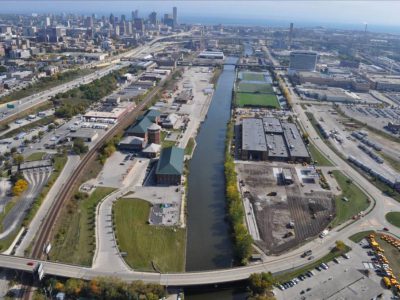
[236,162,334,255]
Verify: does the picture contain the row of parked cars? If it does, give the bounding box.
[277,269,316,291]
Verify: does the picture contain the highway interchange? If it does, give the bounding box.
[0,35,399,287]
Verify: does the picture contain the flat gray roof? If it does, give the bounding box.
[263,117,283,134]
[281,122,310,159]
[265,133,288,158]
[242,118,267,152]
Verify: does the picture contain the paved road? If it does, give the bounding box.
[0,168,51,240]
[13,155,81,256]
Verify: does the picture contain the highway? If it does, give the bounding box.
[0,32,190,125]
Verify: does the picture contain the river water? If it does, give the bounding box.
[185,57,238,271]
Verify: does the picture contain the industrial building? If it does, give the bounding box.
[198,50,224,60]
[241,118,267,160]
[156,146,184,185]
[289,51,318,73]
[240,117,310,162]
[69,128,99,142]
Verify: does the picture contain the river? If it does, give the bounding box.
[186,57,238,272]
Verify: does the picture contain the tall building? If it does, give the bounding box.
[131,9,138,20]
[149,11,157,25]
[289,51,318,73]
[134,18,144,33]
[85,16,93,28]
[109,13,115,26]
[173,7,178,27]
[288,22,294,50]
[45,16,51,27]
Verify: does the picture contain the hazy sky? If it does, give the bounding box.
[2,1,400,28]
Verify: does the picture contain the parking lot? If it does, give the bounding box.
[274,241,391,300]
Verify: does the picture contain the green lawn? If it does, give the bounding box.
[236,93,279,108]
[114,198,186,272]
[330,170,370,227]
[386,212,400,228]
[26,152,46,161]
[240,72,266,82]
[185,137,195,156]
[349,231,375,243]
[50,187,116,266]
[237,82,274,94]
[308,143,333,166]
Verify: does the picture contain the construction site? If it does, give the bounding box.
[236,162,335,255]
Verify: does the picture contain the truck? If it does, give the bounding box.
[7,103,15,109]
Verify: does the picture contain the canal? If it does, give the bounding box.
[185,57,238,272]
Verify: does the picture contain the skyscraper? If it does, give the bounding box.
[173,7,178,27]
[149,11,157,25]
[288,22,294,50]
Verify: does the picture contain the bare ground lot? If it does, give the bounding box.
[236,162,334,255]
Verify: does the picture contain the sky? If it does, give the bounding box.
[1,1,400,30]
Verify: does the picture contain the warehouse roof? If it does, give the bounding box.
[242,118,267,152]
[156,147,184,176]
[126,117,153,135]
[145,109,161,122]
[281,122,310,159]
[265,133,288,158]
[262,117,283,134]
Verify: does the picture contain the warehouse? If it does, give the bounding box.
[126,116,153,138]
[265,134,288,160]
[263,117,283,134]
[241,118,268,160]
[156,146,184,185]
[282,122,311,162]
[69,128,99,142]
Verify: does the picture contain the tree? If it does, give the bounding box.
[72,138,88,154]
[248,272,276,298]
[335,240,346,253]
[13,154,24,165]
[12,179,28,196]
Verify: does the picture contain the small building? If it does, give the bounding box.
[161,113,179,129]
[143,143,161,158]
[281,168,293,185]
[69,128,98,142]
[175,89,193,103]
[156,146,184,185]
[118,136,146,151]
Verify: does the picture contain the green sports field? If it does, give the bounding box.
[240,72,266,81]
[236,93,280,108]
[237,82,274,94]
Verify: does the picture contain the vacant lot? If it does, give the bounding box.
[330,170,370,227]
[50,187,115,266]
[237,82,274,94]
[114,198,186,272]
[236,93,279,108]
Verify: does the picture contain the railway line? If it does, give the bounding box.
[21,82,164,300]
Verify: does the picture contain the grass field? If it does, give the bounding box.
[308,143,333,166]
[185,137,195,156]
[349,230,375,243]
[240,72,266,82]
[386,212,400,228]
[236,93,279,108]
[26,152,46,161]
[51,187,115,266]
[237,82,274,94]
[114,198,186,272]
[330,170,370,227]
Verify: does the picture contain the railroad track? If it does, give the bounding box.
[30,85,162,260]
